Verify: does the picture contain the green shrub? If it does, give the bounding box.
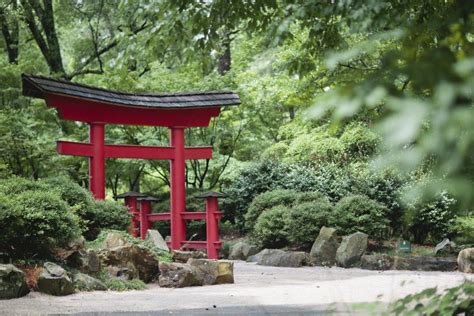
[451,216,474,245]
[41,177,94,213]
[330,195,389,239]
[287,199,333,249]
[253,205,290,248]
[293,191,326,205]
[84,200,131,240]
[408,191,456,244]
[0,176,49,194]
[340,122,380,159]
[0,191,81,258]
[261,142,289,161]
[350,165,406,233]
[245,189,297,232]
[222,161,296,229]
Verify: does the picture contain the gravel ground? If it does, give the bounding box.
[1,261,472,315]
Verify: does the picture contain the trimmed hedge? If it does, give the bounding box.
[253,205,290,248]
[287,199,333,249]
[244,189,297,232]
[329,194,389,240]
[0,190,81,257]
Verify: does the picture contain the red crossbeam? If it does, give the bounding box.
[57,141,212,160]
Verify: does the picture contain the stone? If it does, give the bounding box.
[360,254,394,270]
[158,262,201,288]
[256,249,307,267]
[100,244,159,283]
[172,250,206,263]
[52,236,86,260]
[104,232,130,249]
[72,272,107,291]
[434,238,456,256]
[309,227,339,266]
[457,248,474,273]
[0,264,29,299]
[187,259,234,285]
[394,256,457,271]
[216,260,234,284]
[146,229,169,252]
[228,242,259,260]
[37,262,74,296]
[336,232,368,268]
[67,249,101,275]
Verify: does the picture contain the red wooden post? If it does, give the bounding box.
[170,127,187,250]
[115,192,147,238]
[89,122,105,199]
[139,200,151,240]
[205,196,219,259]
[125,196,139,237]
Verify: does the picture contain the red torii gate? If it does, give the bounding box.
[22,74,240,258]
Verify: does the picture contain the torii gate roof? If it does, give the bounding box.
[22,74,240,127]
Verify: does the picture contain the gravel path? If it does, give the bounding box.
[1,261,472,315]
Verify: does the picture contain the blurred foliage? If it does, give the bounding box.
[388,282,474,316]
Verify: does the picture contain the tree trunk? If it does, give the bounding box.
[0,1,19,64]
[217,33,231,75]
[20,0,66,76]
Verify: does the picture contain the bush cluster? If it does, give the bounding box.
[223,160,405,233]
[0,176,131,258]
[249,190,387,249]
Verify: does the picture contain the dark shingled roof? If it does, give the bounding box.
[195,192,227,199]
[137,196,160,202]
[114,191,148,199]
[21,74,241,109]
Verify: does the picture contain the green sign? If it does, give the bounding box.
[398,240,411,253]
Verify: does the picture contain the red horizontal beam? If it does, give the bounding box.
[181,212,206,220]
[148,213,171,221]
[57,141,212,160]
[57,141,93,157]
[105,144,175,159]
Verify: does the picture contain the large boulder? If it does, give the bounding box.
[100,244,159,283]
[52,236,86,260]
[394,256,457,271]
[103,232,130,248]
[67,249,101,275]
[146,229,169,252]
[228,242,259,260]
[256,249,307,267]
[434,238,456,256]
[457,248,474,273]
[72,272,107,291]
[360,254,394,270]
[309,227,339,266]
[336,232,368,268]
[158,262,201,288]
[37,262,74,296]
[172,250,206,263]
[187,259,234,285]
[0,264,29,299]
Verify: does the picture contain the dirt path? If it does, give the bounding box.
[1,261,472,315]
